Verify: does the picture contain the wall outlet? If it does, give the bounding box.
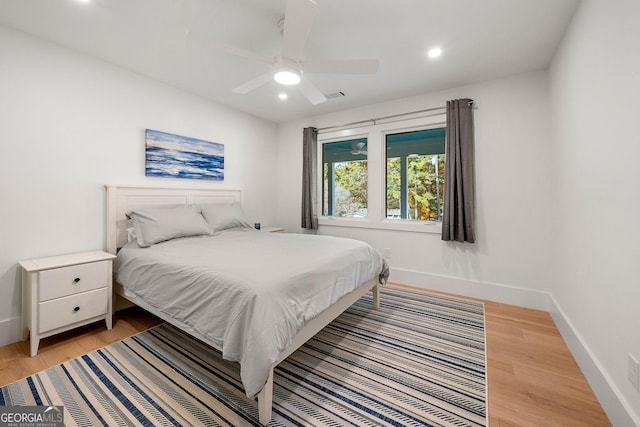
[384,248,391,259]
[628,354,640,391]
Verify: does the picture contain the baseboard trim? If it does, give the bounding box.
[389,267,550,310]
[0,316,23,348]
[549,296,640,427]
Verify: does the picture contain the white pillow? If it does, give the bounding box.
[127,205,211,247]
[200,202,253,234]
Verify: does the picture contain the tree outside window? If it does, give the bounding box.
[386,128,445,221]
[321,128,445,222]
[322,139,368,217]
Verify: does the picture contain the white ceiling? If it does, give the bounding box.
[0,0,580,123]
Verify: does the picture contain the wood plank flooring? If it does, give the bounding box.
[0,286,611,426]
[483,298,611,426]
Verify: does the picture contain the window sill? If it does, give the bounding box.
[318,217,442,234]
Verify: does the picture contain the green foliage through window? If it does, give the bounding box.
[386,128,445,221]
[323,139,368,217]
[322,128,445,221]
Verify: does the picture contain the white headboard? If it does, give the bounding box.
[105,185,242,254]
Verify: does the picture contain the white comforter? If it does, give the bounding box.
[115,230,386,398]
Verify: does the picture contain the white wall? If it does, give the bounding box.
[549,0,640,424]
[277,70,554,308]
[0,26,278,345]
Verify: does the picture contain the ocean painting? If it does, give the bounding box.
[145,129,224,181]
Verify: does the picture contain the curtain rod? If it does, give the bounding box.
[317,105,446,133]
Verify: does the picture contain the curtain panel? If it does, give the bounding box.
[442,99,475,243]
[301,127,318,230]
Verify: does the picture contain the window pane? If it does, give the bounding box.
[385,128,445,221]
[386,157,401,218]
[407,154,444,220]
[322,139,368,217]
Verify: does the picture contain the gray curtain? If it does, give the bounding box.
[442,99,475,243]
[301,127,318,230]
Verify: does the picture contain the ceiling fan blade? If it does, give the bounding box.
[232,72,273,94]
[281,0,317,61]
[186,30,272,65]
[302,59,380,75]
[299,79,327,105]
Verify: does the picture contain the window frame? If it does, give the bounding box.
[321,137,369,218]
[317,114,446,234]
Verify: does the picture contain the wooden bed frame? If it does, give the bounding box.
[104,185,380,425]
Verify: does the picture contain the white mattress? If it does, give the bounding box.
[114,229,387,398]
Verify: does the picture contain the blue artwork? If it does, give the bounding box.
[145,129,224,181]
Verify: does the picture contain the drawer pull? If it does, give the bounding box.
[73,306,80,312]
[73,277,81,284]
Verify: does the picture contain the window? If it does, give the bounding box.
[386,128,445,221]
[317,114,446,233]
[322,138,368,217]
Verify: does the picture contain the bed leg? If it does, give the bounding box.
[372,284,380,310]
[258,368,274,425]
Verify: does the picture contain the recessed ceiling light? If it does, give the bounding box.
[278,93,288,100]
[274,69,301,85]
[75,0,91,3]
[427,47,443,59]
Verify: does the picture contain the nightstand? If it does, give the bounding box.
[260,226,285,232]
[20,250,116,356]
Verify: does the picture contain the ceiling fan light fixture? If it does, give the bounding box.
[427,47,443,59]
[274,68,301,85]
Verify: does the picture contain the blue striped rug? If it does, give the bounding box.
[1,286,486,426]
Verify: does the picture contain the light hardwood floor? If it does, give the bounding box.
[0,285,611,426]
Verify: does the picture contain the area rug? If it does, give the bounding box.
[0,286,486,426]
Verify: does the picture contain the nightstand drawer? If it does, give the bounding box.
[39,261,110,302]
[39,287,109,333]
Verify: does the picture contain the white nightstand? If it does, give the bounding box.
[20,250,116,356]
[260,226,285,232]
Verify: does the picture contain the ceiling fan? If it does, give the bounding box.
[186,0,379,105]
[351,141,367,155]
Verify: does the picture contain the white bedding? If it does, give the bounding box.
[115,229,387,398]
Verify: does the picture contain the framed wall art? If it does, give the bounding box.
[145,129,224,181]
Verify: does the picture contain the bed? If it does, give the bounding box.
[105,185,388,425]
